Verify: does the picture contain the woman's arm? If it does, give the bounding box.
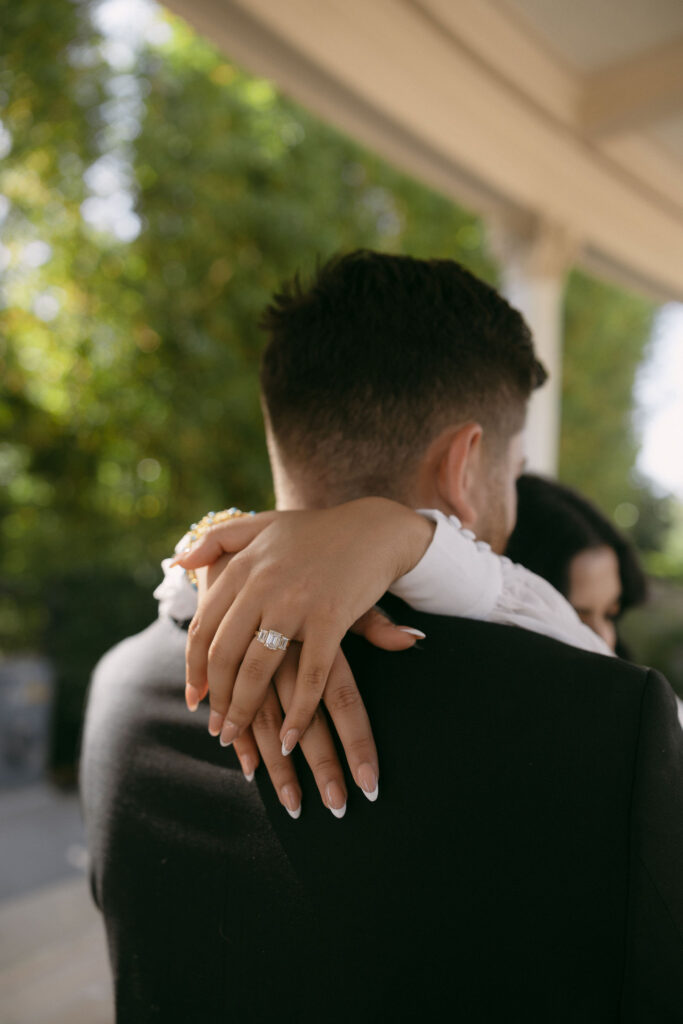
[389,508,613,656]
[174,499,434,752]
[159,500,433,813]
[165,497,613,816]
[172,499,614,749]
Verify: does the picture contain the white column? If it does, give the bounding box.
[488,216,578,476]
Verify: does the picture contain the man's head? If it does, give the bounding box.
[260,250,546,551]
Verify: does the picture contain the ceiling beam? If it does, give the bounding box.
[581,35,683,137]
[163,0,683,300]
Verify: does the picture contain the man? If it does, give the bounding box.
[81,251,683,1022]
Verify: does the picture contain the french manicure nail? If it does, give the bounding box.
[208,710,224,737]
[239,755,255,782]
[170,546,192,566]
[220,720,240,747]
[281,728,300,756]
[398,627,426,639]
[281,784,301,820]
[325,782,347,819]
[357,763,379,802]
[185,684,200,712]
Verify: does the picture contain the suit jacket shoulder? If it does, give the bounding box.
[621,668,683,1020]
[258,603,683,1021]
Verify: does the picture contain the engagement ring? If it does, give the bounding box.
[255,628,291,652]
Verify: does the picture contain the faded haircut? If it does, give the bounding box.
[259,250,547,503]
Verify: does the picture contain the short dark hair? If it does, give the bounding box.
[260,250,546,501]
[505,474,647,652]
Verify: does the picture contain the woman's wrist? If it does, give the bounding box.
[398,508,436,578]
[344,496,435,581]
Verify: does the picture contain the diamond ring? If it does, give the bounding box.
[255,628,291,652]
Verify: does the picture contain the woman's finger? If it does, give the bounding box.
[185,553,244,707]
[278,619,344,755]
[321,649,379,803]
[171,511,278,568]
[250,686,302,820]
[275,652,347,818]
[351,606,426,651]
[232,727,260,782]
[219,622,298,747]
[185,677,208,711]
[201,591,272,742]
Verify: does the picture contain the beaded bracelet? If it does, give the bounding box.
[184,507,255,588]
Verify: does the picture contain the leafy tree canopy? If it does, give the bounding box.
[0,0,493,633]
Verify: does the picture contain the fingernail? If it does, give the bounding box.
[239,754,255,783]
[220,719,240,747]
[170,546,192,566]
[185,684,200,712]
[325,782,347,819]
[208,710,224,737]
[357,763,379,802]
[281,728,300,756]
[398,627,426,639]
[281,784,301,820]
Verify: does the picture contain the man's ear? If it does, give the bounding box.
[436,422,484,527]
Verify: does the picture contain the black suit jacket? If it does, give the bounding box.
[80,601,683,1022]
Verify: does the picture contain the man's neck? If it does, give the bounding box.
[273,476,331,511]
[273,474,453,519]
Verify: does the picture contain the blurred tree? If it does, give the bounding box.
[1,1,494,591]
[559,270,666,543]
[0,0,493,770]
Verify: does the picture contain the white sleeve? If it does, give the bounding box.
[389,509,614,658]
[389,510,503,618]
[153,532,199,622]
[494,558,614,656]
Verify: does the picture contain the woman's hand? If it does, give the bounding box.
[232,644,380,819]
[173,498,433,757]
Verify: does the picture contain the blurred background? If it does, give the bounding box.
[0,0,682,1018]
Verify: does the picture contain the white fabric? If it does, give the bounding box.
[155,509,613,657]
[388,511,503,619]
[153,533,198,621]
[389,510,613,657]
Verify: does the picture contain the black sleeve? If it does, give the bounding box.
[620,669,683,1021]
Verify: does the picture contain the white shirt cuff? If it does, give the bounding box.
[389,510,503,619]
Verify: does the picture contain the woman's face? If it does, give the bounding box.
[568,545,622,651]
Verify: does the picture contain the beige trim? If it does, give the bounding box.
[164,0,683,300]
[581,36,683,136]
[416,0,580,127]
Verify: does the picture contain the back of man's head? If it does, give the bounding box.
[260,249,546,505]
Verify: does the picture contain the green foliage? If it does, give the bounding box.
[644,503,683,581]
[620,579,683,697]
[0,0,493,767]
[559,270,659,533]
[1,0,494,589]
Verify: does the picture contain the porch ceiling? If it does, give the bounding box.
[164,0,683,300]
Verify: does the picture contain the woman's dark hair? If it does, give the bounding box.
[506,475,647,650]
